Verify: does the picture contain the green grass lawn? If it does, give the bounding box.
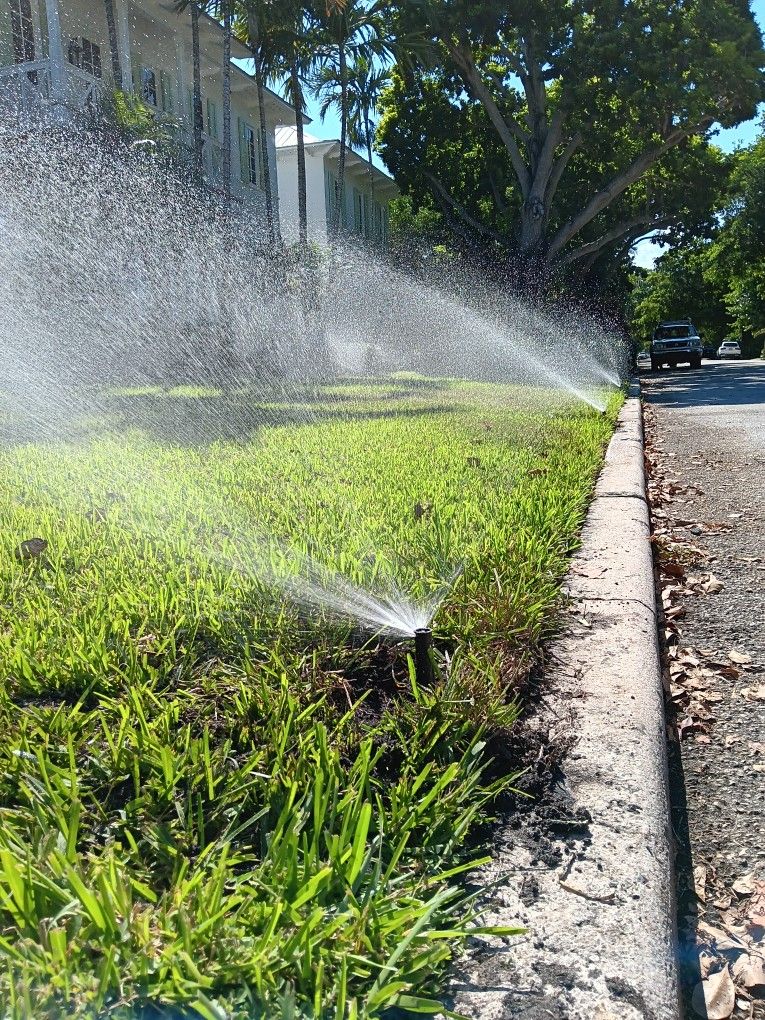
[0,378,621,1019]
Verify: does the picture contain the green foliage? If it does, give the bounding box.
[709,132,765,348]
[628,126,765,355]
[378,0,764,270]
[628,241,730,348]
[102,89,170,146]
[0,381,621,1016]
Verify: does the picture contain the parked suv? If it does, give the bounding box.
[651,320,703,370]
[717,340,742,360]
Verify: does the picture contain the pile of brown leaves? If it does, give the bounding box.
[690,873,765,1018]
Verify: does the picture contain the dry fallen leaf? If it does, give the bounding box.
[692,967,736,1019]
[703,574,725,594]
[698,920,749,953]
[733,875,757,898]
[15,537,48,560]
[744,881,765,931]
[732,954,765,991]
[695,865,708,901]
[663,560,686,578]
[729,650,753,665]
[741,686,765,702]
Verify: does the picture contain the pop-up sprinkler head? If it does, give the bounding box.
[414,627,434,688]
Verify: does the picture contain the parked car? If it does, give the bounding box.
[636,350,651,370]
[651,319,703,370]
[702,344,717,360]
[717,340,742,360]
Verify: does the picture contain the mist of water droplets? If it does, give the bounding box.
[0,129,628,635]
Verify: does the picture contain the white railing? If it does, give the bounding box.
[63,63,103,116]
[0,59,103,126]
[0,61,52,125]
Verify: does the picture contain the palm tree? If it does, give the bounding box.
[221,0,232,199]
[191,2,204,182]
[240,1,280,246]
[315,53,389,238]
[269,2,320,246]
[312,0,388,239]
[103,0,123,89]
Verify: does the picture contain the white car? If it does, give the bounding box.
[717,340,742,359]
[636,351,651,370]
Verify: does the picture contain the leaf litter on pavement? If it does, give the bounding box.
[644,405,764,1018]
[644,416,760,745]
[691,877,765,1017]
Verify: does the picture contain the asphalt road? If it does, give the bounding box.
[643,359,765,1013]
[644,357,765,448]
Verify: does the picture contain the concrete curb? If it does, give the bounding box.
[453,383,679,1020]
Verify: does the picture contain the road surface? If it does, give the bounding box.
[643,359,765,1015]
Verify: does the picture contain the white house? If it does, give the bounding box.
[0,0,295,212]
[275,125,398,247]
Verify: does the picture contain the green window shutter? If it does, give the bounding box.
[256,127,264,188]
[206,98,218,139]
[160,71,173,113]
[238,118,248,182]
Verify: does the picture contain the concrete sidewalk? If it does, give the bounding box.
[453,388,679,1020]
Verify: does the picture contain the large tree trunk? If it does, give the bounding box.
[222,0,232,200]
[291,60,308,246]
[103,0,122,89]
[191,3,204,184]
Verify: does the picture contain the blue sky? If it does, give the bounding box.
[301,2,765,265]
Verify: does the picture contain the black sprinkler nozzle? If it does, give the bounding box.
[414,627,434,688]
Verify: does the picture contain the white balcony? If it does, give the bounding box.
[0,59,102,126]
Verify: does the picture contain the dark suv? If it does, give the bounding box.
[651,320,703,370]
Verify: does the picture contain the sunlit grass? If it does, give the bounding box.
[0,379,622,1018]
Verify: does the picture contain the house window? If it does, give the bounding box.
[9,0,35,63]
[68,37,102,78]
[81,39,101,77]
[206,98,218,139]
[239,119,260,186]
[160,71,174,114]
[140,66,157,106]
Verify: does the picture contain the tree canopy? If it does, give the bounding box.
[628,127,765,356]
[377,0,765,275]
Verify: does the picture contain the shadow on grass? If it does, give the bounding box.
[0,377,461,448]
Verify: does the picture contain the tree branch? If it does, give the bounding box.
[531,107,566,199]
[557,215,675,266]
[545,129,582,205]
[423,170,506,244]
[547,118,714,260]
[487,170,509,214]
[445,40,531,199]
